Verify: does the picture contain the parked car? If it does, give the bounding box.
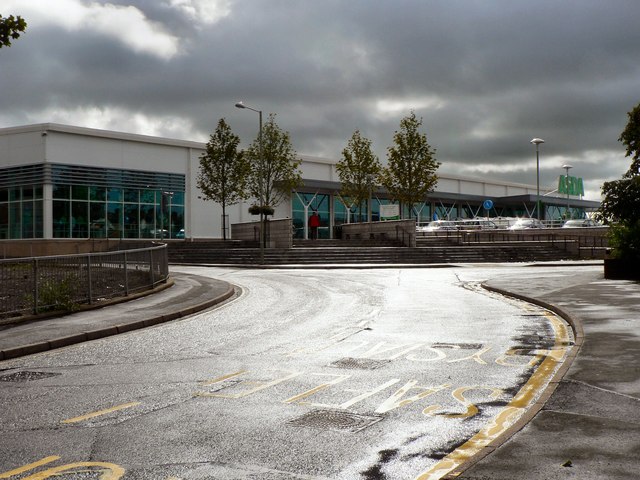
[457,218,498,230]
[417,220,458,232]
[562,219,602,228]
[508,218,546,230]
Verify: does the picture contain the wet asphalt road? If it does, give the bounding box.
[0,266,578,479]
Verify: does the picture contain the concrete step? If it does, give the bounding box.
[168,243,575,265]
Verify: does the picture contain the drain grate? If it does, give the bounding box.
[0,371,61,382]
[288,409,383,433]
[330,357,389,370]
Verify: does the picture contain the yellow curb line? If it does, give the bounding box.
[414,284,583,480]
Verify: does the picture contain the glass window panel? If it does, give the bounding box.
[53,184,70,199]
[23,186,34,201]
[89,202,107,238]
[22,202,34,238]
[72,185,89,200]
[53,200,70,238]
[107,188,122,202]
[9,188,20,201]
[72,201,88,238]
[123,204,139,238]
[171,191,185,205]
[34,185,43,199]
[34,201,43,238]
[140,189,156,204]
[0,204,8,239]
[156,201,169,239]
[140,205,155,238]
[90,186,106,201]
[124,189,139,203]
[107,202,123,238]
[9,203,21,238]
[169,205,184,238]
[0,189,7,202]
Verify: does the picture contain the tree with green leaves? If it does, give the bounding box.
[336,130,382,222]
[0,14,27,48]
[245,114,302,214]
[598,102,640,260]
[618,102,640,178]
[380,111,440,218]
[196,118,250,240]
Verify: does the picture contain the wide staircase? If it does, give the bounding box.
[168,237,577,266]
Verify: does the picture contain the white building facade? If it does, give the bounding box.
[0,123,599,241]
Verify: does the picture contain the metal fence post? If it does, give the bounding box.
[33,258,39,314]
[124,251,129,296]
[149,249,155,286]
[86,256,93,305]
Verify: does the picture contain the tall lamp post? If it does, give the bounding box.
[562,163,573,220]
[235,101,264,264]
[530,138,545,221]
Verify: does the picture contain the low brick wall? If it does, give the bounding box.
[231,217,293,249]
[341,220,416,247]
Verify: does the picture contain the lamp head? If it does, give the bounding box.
[562,164,573,170]
[530,138,545,145]
[235,102,246,109]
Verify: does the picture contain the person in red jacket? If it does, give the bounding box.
[309,211,320,240]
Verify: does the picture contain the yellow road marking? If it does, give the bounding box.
[20,461,124,480]
[0,456,60,479]
[415,309,572,479]
[61,402,141,424]
[199,370,247,386]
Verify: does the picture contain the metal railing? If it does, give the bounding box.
[0,244,168,319]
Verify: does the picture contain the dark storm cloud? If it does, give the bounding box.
[2,0,640,198]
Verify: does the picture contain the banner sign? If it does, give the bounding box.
[558,176,585,196]
[380,204,400,220]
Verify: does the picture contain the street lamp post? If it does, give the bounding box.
[562,163,573,220]
[235,101,264,264]
[530,138,545,221]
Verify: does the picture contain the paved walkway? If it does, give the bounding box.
[0,273,234,360]
[454,268,640,480]
[0,266,638,479]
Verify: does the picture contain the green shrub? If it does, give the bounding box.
[36,275,81,313]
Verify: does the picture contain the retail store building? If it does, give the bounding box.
[0,123,600,242]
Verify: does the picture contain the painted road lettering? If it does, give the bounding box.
[0,457,124,480]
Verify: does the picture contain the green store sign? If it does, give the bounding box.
[558,175,584,196]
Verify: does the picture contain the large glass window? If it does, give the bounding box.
[292,192,330,239]
[1,165,183,240]
[0,185,44,239]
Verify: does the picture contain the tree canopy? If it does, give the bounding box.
[196,118,249,239]
[0,15,27,48]
[618,102,640,178]
[245,114,302,212]
[598,101,640,259]
[336,130,382,219]
[379,111,440,218]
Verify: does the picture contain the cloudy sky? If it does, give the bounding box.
[2,0,640,200]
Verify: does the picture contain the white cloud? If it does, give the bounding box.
[375,96,447,118]
[166,0,232,24]
[21,105,197,140]
[3,0,179,59]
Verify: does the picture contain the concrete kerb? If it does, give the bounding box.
[441,283,585,479]
[0,283,236,361]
